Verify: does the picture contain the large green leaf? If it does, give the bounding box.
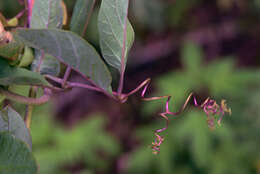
[30,0,64,76]
[0,106,32,149]
[0,59,49,86]
[70,0,96,36]
[0,133,37,174]
[30,0,64,28]
[15,29,112,91]
[98,0,134,72]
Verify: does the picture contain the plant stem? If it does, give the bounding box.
[45,75,118,100]
[61,67,71,88]
[24,87,36,129]
[0,88,50,105]
[24,0,29,27]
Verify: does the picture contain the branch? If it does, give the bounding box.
[24,86,37,129]
[45,75,117,100]
[61,67,71,88]
[0,88,51,105]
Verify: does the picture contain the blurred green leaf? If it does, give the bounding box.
[0,106,32,149]
[132,0,166,31]
[98,0,134,71]
[31,111,120,174]
[15,28,112,91]
[0,59,48,86]
[70,0,96,36]
[167,0,200,26]
[0,93,4,104]
[30,0,64,28]
[0,132,37,174]
[182,41,203,72]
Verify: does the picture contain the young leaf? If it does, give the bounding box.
[30,0,64,28]
[0,106,32,149]
[70,0,96,36]
[0,133,37,174]
[98,0,134,72]
[0,59,49,86]
[15,28,112,91]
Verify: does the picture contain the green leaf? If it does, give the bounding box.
[181,41,203,72]
[0,58,49,86]
[31,51,60,76]
[0,106,32,149]
[98,0,134,72]
[30,0,64,76]
[70,0,96,36]
[0,132,37,174]
[0,94,5,104]
[15,28,112,91]
[18,46,34,67]
[30,0,64,28]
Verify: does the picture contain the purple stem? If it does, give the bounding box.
[61,67,71,88]
[15,9,25,19]
[45,75,117,100]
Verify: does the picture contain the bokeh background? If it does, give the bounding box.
[1,0,260,174]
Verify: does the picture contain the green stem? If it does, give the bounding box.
[0,88,50,105]
[24,87,37,129]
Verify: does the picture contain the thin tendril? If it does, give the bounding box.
[123,78,231,154]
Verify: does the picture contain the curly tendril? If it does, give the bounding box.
[122,78,231,154]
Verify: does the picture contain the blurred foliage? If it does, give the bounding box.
[143,41,260,115]
[31,104,120,174]
[128,42,260,174]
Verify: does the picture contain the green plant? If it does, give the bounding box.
[0,0,231,173]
